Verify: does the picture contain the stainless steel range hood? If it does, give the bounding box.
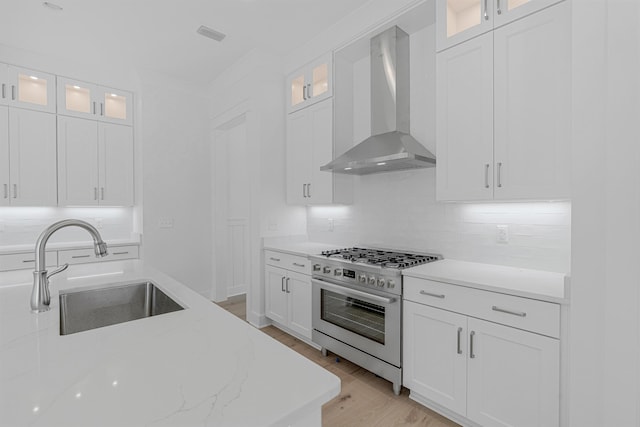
[321,26,435,175]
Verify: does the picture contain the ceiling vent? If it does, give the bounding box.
[42,2,63,11]
[196,25,226,42]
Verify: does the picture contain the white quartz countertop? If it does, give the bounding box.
[0,260,339,426]
[0,238,140,255]
[263,240,343,257]
[403,259,569,304]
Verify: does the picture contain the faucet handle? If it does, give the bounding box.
[47,263,69,280]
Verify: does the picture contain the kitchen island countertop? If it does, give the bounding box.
[0,260,339,427]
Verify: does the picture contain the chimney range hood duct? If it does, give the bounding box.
[321,26,436,175]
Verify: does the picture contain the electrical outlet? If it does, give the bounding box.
[496,225,509,244]
[328,218,334,232]
[158,218,174,229]
[95,218,103,229]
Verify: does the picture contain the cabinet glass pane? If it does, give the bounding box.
[104,93,127,120]
[291,75,305,106]
[312,64,328,97]
[447,0,482,38]
[65,84,91,113]
[18,74,47,106]
[508,0,530,10]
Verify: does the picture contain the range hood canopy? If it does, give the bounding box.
[321,26,436,175]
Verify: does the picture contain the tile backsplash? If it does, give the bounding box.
[307,169,571,273]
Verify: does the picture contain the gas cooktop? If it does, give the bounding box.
[319,247,441,269]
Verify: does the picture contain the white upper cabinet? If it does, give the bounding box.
[0,64,56,113]
[436,1,570,201]
[8,108,57,206]
[58,116,134,206]
[286,52,333,113]
[436,0,564,51]
[57,77,133,126]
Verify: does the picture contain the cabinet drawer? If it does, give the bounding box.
[59,245,138,265]
[0,251,58,271]
[404,277,560,338]
[264,250,311,275]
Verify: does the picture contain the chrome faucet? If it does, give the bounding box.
[31,219,108,313]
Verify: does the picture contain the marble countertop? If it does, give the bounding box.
[0,260,340,426]
[403,259,569,304]
[263,238,343,257]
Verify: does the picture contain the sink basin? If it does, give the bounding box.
[59,281,185,335]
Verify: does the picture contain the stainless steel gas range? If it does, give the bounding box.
[309,247,442,395]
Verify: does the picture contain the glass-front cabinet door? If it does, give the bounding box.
[286,52,332,113]
[98,87,133,126]
[57,77,133,126]
[492,0,563,27]
[4,65,56,113]
[0,64,9,106]
[437,0,493,51]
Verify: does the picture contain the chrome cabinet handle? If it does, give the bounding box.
[457,327,463,355]
[3,184,7,199]
[492,306,527,317]
[93,101,96,114]
[497,162,503,188]
[71,255,91,259]
[281,276,285,292]
[112,251,129,255]
[307,183,311,198]
[484,164,490,188]
[286,277,291,293]
[269,257,281,262]
[302,84,307,101]
[307,83,312,98]
[292,262,305,268]
[1,83,5,99]
[22,259,36,263]
[100,102,104,116]
[496,0,502,15]
[11,85,16,101]
[484,0,489,20]
[100,187,105,200]
[94,187,98,200]
[302,183,306,198]
[12,184,17,198]
[470,331,476,358]
[419,290,445,299]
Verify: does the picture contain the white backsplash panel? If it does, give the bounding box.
[307,169,570,273]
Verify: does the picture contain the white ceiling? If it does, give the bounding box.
[0,0,374,84]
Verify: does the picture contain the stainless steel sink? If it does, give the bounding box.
[59,281,184,335]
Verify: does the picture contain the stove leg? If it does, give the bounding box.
[321,347,328,357]
[392,382,401,396]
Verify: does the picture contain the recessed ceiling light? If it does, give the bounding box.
[43,2,63,11]
[196,25,226,42]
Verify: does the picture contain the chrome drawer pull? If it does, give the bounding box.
[112,251,129,255]
[71,255,91,259]
[470,331,476,358]
[457,327,463,355]
[420,290,445,299]
[492,306,527,317]
[292,262,305,268]
[22,259,35,263]
[269,257,281,262]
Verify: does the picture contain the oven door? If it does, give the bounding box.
[312,277,401,367]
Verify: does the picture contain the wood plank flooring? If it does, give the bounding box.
[215,295,461,427]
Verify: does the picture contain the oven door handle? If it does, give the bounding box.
[312,278,396,305]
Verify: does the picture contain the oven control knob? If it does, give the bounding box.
[334,268,342,276]
[377,278,386,287]
[358,274,367,283]
[313,264,321,272]
[388,280,396,289]
[323,266,331,274]
[368,276,376,285]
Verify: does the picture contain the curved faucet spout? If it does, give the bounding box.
[31,219,108,313]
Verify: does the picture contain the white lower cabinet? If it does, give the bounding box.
[403,279,560,427]
[264,251,313,340]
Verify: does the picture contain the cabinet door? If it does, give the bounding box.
[0,106,8,206]
[57,77,100,120]
[287,68,307,113]
[57,116,99,206]
[287,271,312,339]
[436,32,494,201]
[308,53,333,105]
[98,123,134,206]
[7,66,56,113]
[0,64,9,106]
[286,107,312,204]
[9,109,57,206]
[97,87,133,126]
[493,2,570,200]
[493,0,564,28]
[403,301,468,415]
[308,98,334,204]
[467,318,560,427]
[265,265,288,325]
[437,0,494,52]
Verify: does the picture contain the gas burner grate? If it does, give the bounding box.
[321,247,441,269]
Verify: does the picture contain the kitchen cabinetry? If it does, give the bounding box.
[57,76,133,126]
[436,1,570,201]
[58,116,134,206]
[286,98,351,205]
[403,276,560,427]
[286,53,332,114]
[0,63,56,113]
[264,250,313,340]
[0,107,57,206]
[436,0,564,51]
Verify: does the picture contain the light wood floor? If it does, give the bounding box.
[216,295,461,427]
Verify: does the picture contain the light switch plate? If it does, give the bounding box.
[158,218,174,229]
[496,225,509,244]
